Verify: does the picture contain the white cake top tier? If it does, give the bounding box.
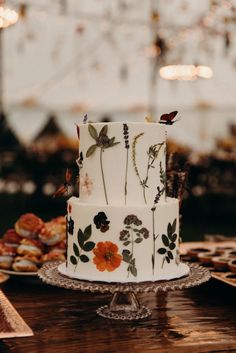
[79,122,166,206]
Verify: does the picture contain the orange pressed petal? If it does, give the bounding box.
[107,242,119,254]
[106,261,115,272]
[97,242,107,255]
[93,257,107,272]
[111,254,122,267]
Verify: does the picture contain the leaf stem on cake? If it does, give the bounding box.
[132,133,164,204]
[151,162,166,274]
[120,215,149,278]
[70,224,95,271]
[100,148,108,204]
[86,124,120,205]
[157,219,177,268]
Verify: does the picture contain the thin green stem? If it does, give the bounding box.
[143,155,151,204]
[128,227,134,278]
[124,148,129,204]
[152,208,155,274]
[100,148,108,205]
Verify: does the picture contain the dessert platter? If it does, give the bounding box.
[39,118,211,320]
[181,241,236,287]
[0,213,66,278]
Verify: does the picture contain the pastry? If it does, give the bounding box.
[12,256,38,272]
[0,255,13,270]
[17,238,44,257]
[39,221,66,246]
[15,213,44,238]
[2,229,21,248]
[41,250,65,264]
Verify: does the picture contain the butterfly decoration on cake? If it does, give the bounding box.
[53,168,73,198]
[159,111,180,125]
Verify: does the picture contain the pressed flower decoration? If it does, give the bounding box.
[80,173,93,196]
[132,132,164,204]
[67,217,74,235]
[150,161,166,274]
[120,214,149,277]
[123,123,129,204]
[93,212,110,233]
[157,218,177,268]
[70,224,95,270]
[86,124,120,204]
[93,241,122,272]
[53,168,73,198]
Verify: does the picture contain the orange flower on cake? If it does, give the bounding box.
[93,241,122,272]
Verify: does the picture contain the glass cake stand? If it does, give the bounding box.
[38,262,210,320]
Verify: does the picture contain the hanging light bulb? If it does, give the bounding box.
[159,64,213,81]
[0,2,18,29]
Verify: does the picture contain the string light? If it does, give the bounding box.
[0,5,18,29]
[159,65,213,81]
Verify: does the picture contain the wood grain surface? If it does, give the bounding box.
[0,277,235,353]
[0,290,33,339]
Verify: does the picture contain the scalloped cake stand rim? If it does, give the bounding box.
[38,262,210,320]
[38,261,211,294]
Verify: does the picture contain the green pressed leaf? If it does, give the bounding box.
[109,137,115,145]
[109,142,120,148]
[84,224,92,241]
[122,249,131,263]
[88,124,98,140]
[135,238,143,244]
[86,144,97,157]
[170,233,177,243]
[157,248,166,254]
[165,256,170,264]
[70,255,77,265]
[80,254,89,263]
[167,251,173,260]
[130,265,137,277]
[78,229,84,248]
[73,243,80,257]
[169,242,176,250]
[172,218,177,233]
[123,241,131,246]
[83,241,95,252]
[162,234,169,247]
[167,222,172,238]
[99,125,108,136]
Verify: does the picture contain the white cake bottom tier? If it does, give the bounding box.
[64,197,189,283]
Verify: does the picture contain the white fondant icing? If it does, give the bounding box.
[79,122,166,206]
[65,197,189,283]
[65,121,189,283]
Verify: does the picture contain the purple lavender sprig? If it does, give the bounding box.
[123,123,130,204]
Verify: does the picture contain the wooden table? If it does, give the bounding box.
[0,277,236,353]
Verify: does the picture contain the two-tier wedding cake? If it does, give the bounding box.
[59,121,189,283]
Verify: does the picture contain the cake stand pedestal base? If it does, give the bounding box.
[97,292,152,320]
[38,262,210,321]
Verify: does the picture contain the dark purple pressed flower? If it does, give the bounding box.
[93,212,110,233]
[124,215,142,226]
[139,227,149,239]
[119,229,129,241]
[67,217,74,235]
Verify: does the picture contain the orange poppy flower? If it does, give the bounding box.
[93,241,122,272]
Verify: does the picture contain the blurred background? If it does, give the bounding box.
[0,0,235,240]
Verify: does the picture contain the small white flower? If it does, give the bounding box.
[80,173,93,196]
